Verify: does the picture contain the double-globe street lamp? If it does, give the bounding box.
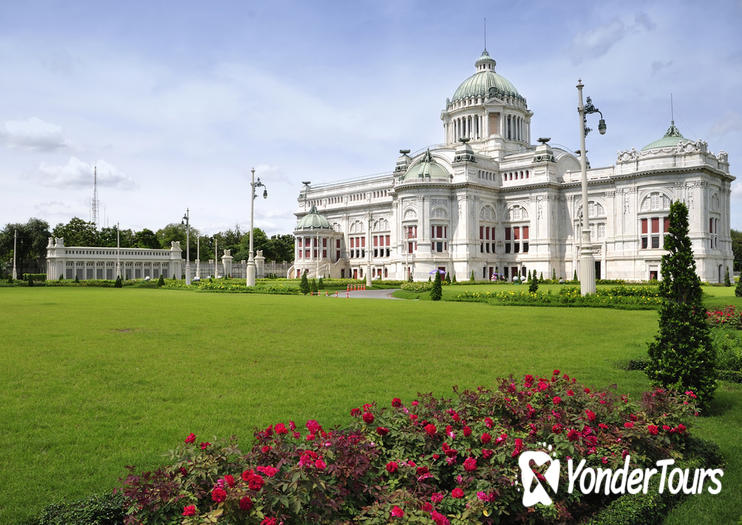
[246,168,267,287]
[576,79,607,296]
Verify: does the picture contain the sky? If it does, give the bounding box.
[1,0,742,236]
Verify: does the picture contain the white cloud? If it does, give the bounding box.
[708,111,742,138]
[37,157,135,189]
[0,117,68,150]
[569,13,655,64]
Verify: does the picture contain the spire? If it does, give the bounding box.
[483,17,487,53]
[91,164,99,228]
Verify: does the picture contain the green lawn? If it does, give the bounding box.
[0,287,740,523]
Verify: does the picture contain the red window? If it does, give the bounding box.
[710,218,714,233]
[322,238,327,247]
[486,227,490,240]
[505,227,511,241]
[298,238,302,247]
[304,249,310,258]
[336,239,340,248]
[641,219,647,234]
[523,226,529,239]
[361,237,365,248]
[651,218,659,233]
[479,226,484,239]
[514,227,520,240]
[385,235,390,246]
[664,218,670,233]
[373,236,378,247]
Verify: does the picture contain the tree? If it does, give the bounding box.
[736,272,742,297]
[157,274,165,287]
[52,218,97,246]
[731,229,742,271]
[310,278,318,293]
[300,271,310,295]
[114,276,123,288]
[445,272,451,284]
[540,272,544,281]
[646,202,716,409]
[318,277,324,289]
[573,270,578,282]
[134,228,160,249]
[430,271,442,301]
[724,267,731,287]
[552,268,556,281]
[529,273,538,293]
[470,270,475,282]
[1,218,51,276]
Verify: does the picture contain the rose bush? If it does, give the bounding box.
[120,372,700,524]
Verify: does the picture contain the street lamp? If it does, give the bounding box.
[246,167,267,287]
[182,208,191,285]
[12,229,18,280]
[576,79,607,295]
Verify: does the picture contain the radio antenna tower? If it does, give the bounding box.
[91,165,100,228]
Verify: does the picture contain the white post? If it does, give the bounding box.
[247,167,257,287]
[115,223,121,278]
[366,214,372,287]
[577,79,596,295]
[196,235,201,279]
[184,208,191,285]
[214,238,219,278]
[12,229,18,280]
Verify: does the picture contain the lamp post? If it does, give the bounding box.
[12,229,18,280]
[576,79,606,296]
[182,208,191,285]
[195,235,200,280]
[115,222,121,279]
[246,167,267,287]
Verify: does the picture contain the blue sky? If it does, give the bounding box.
[1,0,741,235]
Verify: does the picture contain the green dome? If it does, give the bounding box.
[296,205,331,230]
[641,121,690,151]
[451,50,522,103]
[403,150,450,182]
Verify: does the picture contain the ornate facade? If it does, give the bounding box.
[291,50,734,283]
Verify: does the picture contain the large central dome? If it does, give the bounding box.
[450,49,522,103]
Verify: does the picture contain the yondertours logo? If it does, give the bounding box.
[518,444,724,507]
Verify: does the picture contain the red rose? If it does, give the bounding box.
[376,426,389,435]
[553,369,560,376]
[463,457,477,471]
[275,423,288,434]
[585,409,596,422]
[261,445,272,453]
[424,423,437,437]
[241,469,254,481]
[481,432,491,444]
[552,423,563,434]
[567,429,580,441]
[362,412,374,424]
[261,519,277,525]
[184,433,196,444]
[552,396,562,405]
[239,496,253,511]
[392,397,402,407]
[350,408,361,416]
[422,502,433,512]
[511,437,523,457]
[567,389,575,396]
[482,448,493,459]
[432,511,450,525]
[451,487,464,498]
[484,417,494,428]
[647,424,659,435]
[462,426,472,437]
[391,505,404,518]
[200,442,211,450]
[211,487,227,503]
[315,458,327,470]
[248,473,264,490]
[306,419,321,433]
[257,465,278,477]
[623,422,634,429]
[386,461,398,473]
[182,505,196,516]
[224,474,235,487]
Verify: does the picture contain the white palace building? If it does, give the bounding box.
[290,49,734,283]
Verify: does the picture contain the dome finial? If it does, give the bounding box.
[483,17,487,53]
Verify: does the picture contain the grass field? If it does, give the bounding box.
[0,287,740,523]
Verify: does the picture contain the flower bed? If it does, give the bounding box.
[120,373,706,524]
[707,305,742,329]
[452,287,662,309]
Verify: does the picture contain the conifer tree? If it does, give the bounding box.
[529,273,538,293]
[157,274,165,287]
[470,270,475,282]
[318,277,324,289]
[552,268,556,281]
[114,276,123,288]
[445,272,451,284]
[300,271,310,295]
[573,270,577,282]
[724,267,731,287]
[646,202,716,409]
[540,272,544,281]
[310,278,318,293]
[430,270,442,301]
[736,273,742,297]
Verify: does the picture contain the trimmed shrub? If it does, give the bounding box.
[318,277,324,289]
[310,278,318,293]
[22,492,125,525]
[469,270,475,282]
[725,267,731,286]
[445,272,451,285]
[114,276,123,288]
[573,269,578,281]
[528,273,538,293]
[647,201,716,409]
[157,275,165,287]
[736,274,742,297]
[430,271,442,301]
[299,271,310,295]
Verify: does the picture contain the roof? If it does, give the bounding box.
[451,50,522,103]
[641,121,690,151]
[296,205,332,230]
[403,149,450,182]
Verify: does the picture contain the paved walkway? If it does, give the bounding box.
[322,288,400,299]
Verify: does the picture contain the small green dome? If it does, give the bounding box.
[641,121,690,151]
[451,50,522,103]
[296,205,331,230]
[403,150,450,182]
